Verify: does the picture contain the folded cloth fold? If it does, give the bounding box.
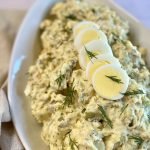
[0,10,25,124]
[0,122,24,150]
[0,10,25,149]
[0,23,12,128]
[0,80,11,124]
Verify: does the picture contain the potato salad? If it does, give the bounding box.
[24,0,150,149]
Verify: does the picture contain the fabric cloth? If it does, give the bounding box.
[0,10,25,150]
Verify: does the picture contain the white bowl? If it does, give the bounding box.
[8,0,150,149]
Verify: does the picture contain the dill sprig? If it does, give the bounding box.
[65,14,80,21]
[63,83,76,106]
[120,104,128,116]
[122,89,144,96]
[105,75,123,84]
[84,46,97,61]
[129,135,144,146]
[98,105,113,128]
[65,130,79,150]
[69,134,79,150]
[55,73,65,87]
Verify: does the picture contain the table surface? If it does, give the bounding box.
[0,0,150,28]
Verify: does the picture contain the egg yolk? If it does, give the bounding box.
[88,60,110,80]
[93,67,124,99]
[85,50,101,63]
[81,30,100,45]
[75,24,95,36]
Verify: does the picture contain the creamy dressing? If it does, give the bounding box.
[24,0,150,149]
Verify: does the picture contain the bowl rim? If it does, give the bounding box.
[7,0,54,149]
[7,0,150,149]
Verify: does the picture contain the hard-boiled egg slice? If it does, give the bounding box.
[73,21,99,37]
[79,39,113,70]
[86,54,121,81]
[74,27,108,50]
[92,64,129,100]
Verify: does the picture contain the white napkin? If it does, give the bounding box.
[0,11,25,128]
[0,10,25,150]
[0,80,11,134]
[0,28,12,132]
[0,89,10,123]
[0,81,11,121]
[0,14,12,130]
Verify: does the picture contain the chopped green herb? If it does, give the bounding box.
[139,63,145,69]
[120,104,128,116]
[69,134,79,150]
[98,105,113,128]
[129,135,144,147]
[91,8,96,13]
[55,73,65,87]
[143,101,150,107]
[81,108,86,113]
[65,14,80,21]
[148,114,150,123]
[65,130,79,150]
[111,32,126,45]
[63,83,76,106]
[105,75,123,84]
[63,28,72,34]
[84,46,97,61]
[122,89,144,96]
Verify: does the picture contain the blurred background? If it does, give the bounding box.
[0,0,150,27]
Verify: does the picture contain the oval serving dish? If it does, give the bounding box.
[8,0,150,149]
